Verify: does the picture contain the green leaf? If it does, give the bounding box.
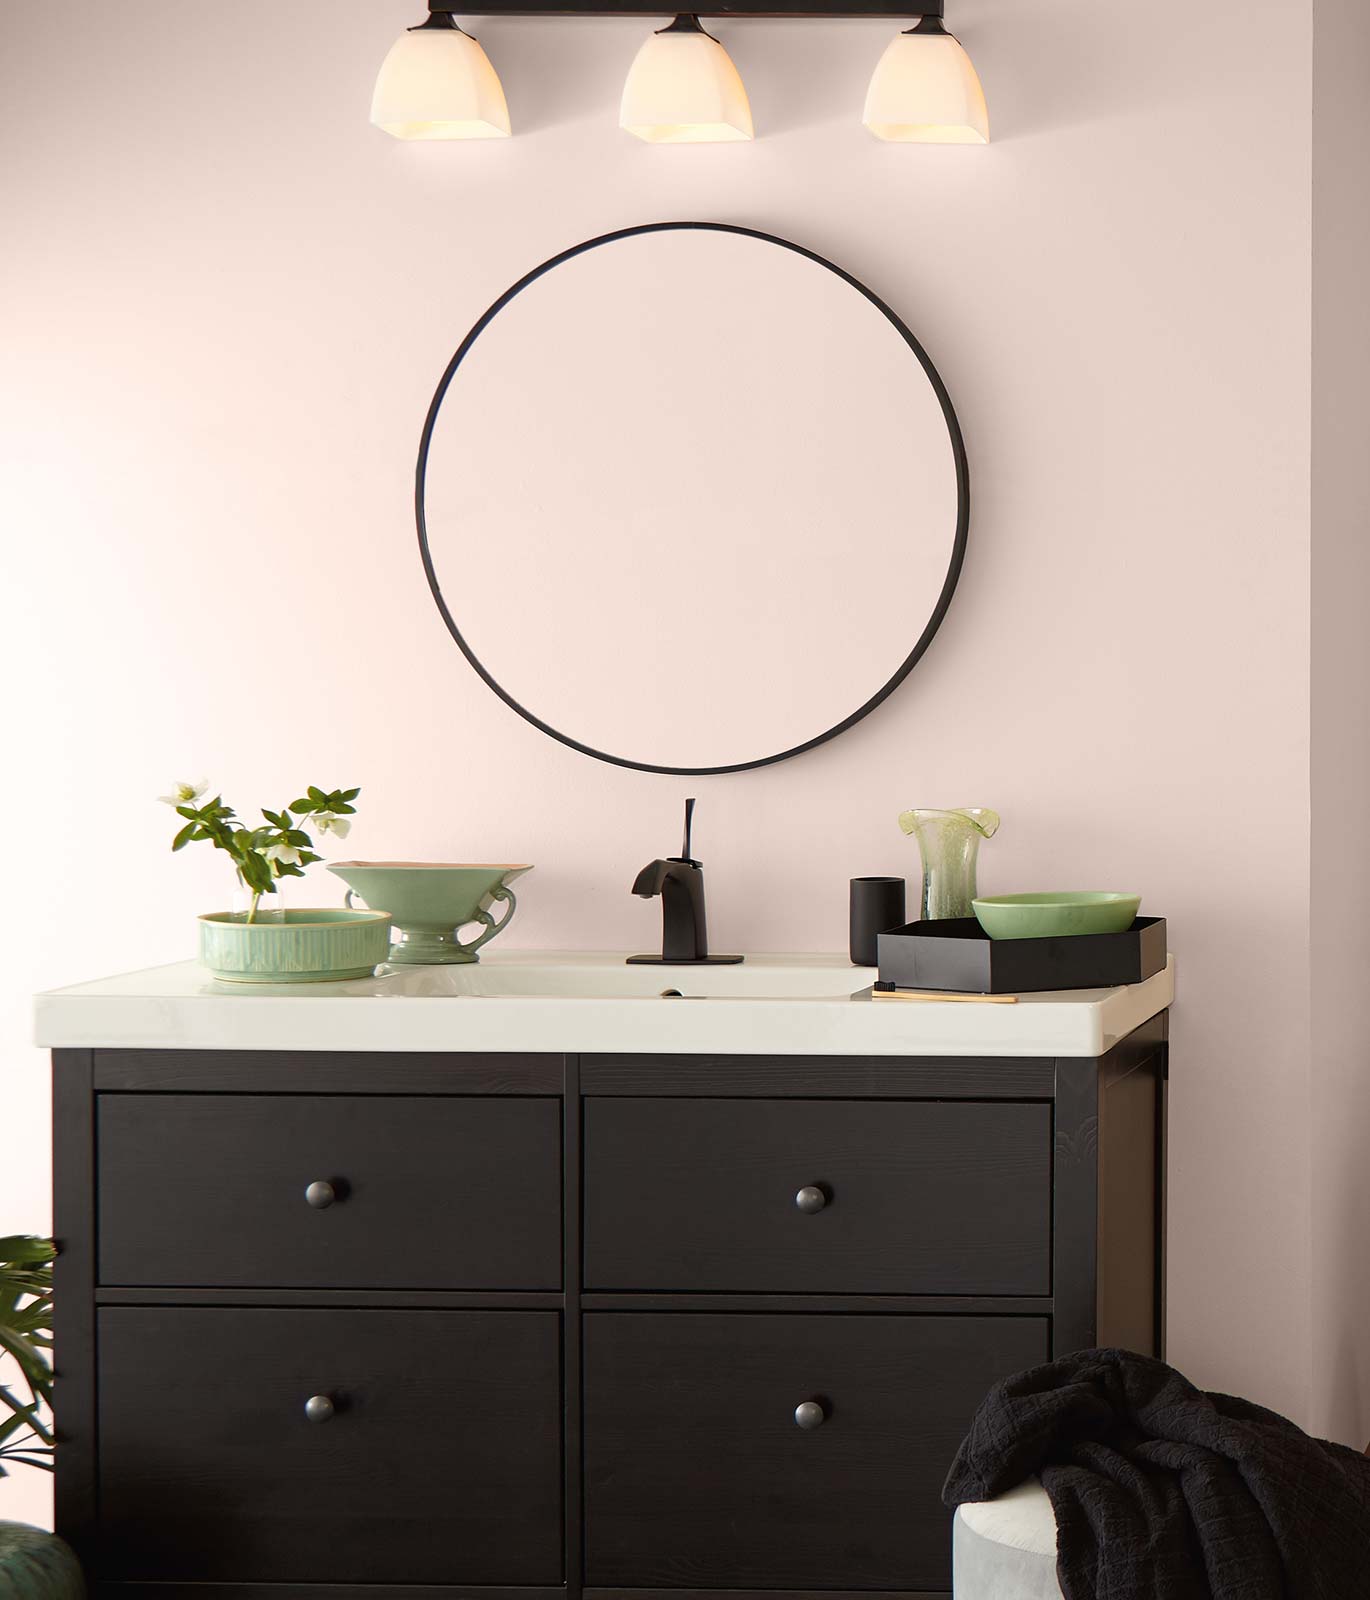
[307,785,327,803]
[239,852,274,896]
[289,797,313,814]
[171,821,199,852]
[0,1239,55,1267]
[0,1400,52,1447]
[342,787,361,801]
[0,1326,51,1388]
[285,830,311,846]
[261,810,285,829]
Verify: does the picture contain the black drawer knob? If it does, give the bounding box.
[304,1394,336,1424]
[305,1181,337,1210]
[794,1185,828,1214]
[793,1400,827,1430]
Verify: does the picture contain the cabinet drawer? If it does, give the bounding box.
[98,1094,561,1289]
[584,1311,1047,1591]
[97,1307,563,1584]
[584,1097,1051,1294]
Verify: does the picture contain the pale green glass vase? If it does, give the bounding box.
[897,807,1001,921]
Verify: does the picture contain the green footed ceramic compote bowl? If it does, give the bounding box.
[328,862,531,965]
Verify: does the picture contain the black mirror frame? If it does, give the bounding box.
[416,220,970,777]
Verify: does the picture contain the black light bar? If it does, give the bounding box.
[426,3,943,17]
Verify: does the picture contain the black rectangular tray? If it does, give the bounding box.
[876,916,1167,995]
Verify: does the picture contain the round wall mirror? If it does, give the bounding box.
[418,222,968,776]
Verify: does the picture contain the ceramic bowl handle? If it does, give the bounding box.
[343,889,362,910]
[459,886,517,957]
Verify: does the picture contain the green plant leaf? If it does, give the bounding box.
[0,1396,53,1447]
[7,1303,53,1335]
[0,1326,51,1389]
[0,1238,55,1266]
[239,852,275,896]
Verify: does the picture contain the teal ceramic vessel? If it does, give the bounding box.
[327,862,531,965]
[971,892,1142,941]
[198,908,393,983]
[0,1523,85,1600]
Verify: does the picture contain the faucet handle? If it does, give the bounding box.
[681,797,696,864]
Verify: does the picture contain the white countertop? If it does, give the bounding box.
[34,951,1175,1059]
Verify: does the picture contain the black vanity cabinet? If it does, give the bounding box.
[52,1018,1166,1600]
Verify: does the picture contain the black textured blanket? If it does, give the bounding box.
[943,1348,1370,1600]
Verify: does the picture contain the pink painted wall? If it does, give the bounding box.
[0,0,1331,1523]
[1311,0,1370,1447]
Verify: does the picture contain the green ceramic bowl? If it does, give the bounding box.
[198,908,393,983]
[971,892,1142,941]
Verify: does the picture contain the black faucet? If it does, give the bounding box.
[627,799,743,967]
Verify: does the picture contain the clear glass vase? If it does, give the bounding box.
[231,877,285,924]
[897,807,1001,921]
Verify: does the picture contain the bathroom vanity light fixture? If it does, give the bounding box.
[370,12,511,140]
[386,5,987,144]
[862,12,988,144]
[620,14,753,144]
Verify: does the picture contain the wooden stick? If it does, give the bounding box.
[870,988,1018,1005]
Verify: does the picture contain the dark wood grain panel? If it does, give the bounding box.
[587,1592,947,1600]
[52,1049,97,1565]
[1054,1013,1168,1356]
[96,1289,564,1309]
[97,1308,563,1584]
[581,1293,1052,1314]
[1098,1060,1157,1352]
[93,1050,562,1094]
[98,1095,561,1289]
[581,1054,1053,1098]
[1097,1018,1166,1356]
[585,1098,1051,1294]
[563,1058,583,1600]
[96,1589,565,1600]
[1051,1058,1098,1354]
[583,1313,1047,1591]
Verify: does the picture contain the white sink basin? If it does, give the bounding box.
[34,951,1176,1060]
[372,953,871,1002]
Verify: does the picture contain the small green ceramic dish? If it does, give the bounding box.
[198,908,393,983]
[971,892,1142,941]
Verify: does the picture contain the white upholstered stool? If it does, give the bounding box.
[952,1477,1064,1600]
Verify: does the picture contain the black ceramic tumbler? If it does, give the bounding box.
[849,877,906,967]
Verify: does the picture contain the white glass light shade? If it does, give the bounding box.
[370,24,511,141]
[863,28,989,145]
[620,24,754,144]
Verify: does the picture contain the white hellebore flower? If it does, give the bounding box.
[314,812,352,839]
[264,843,303,867]
[158,779,208,808]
